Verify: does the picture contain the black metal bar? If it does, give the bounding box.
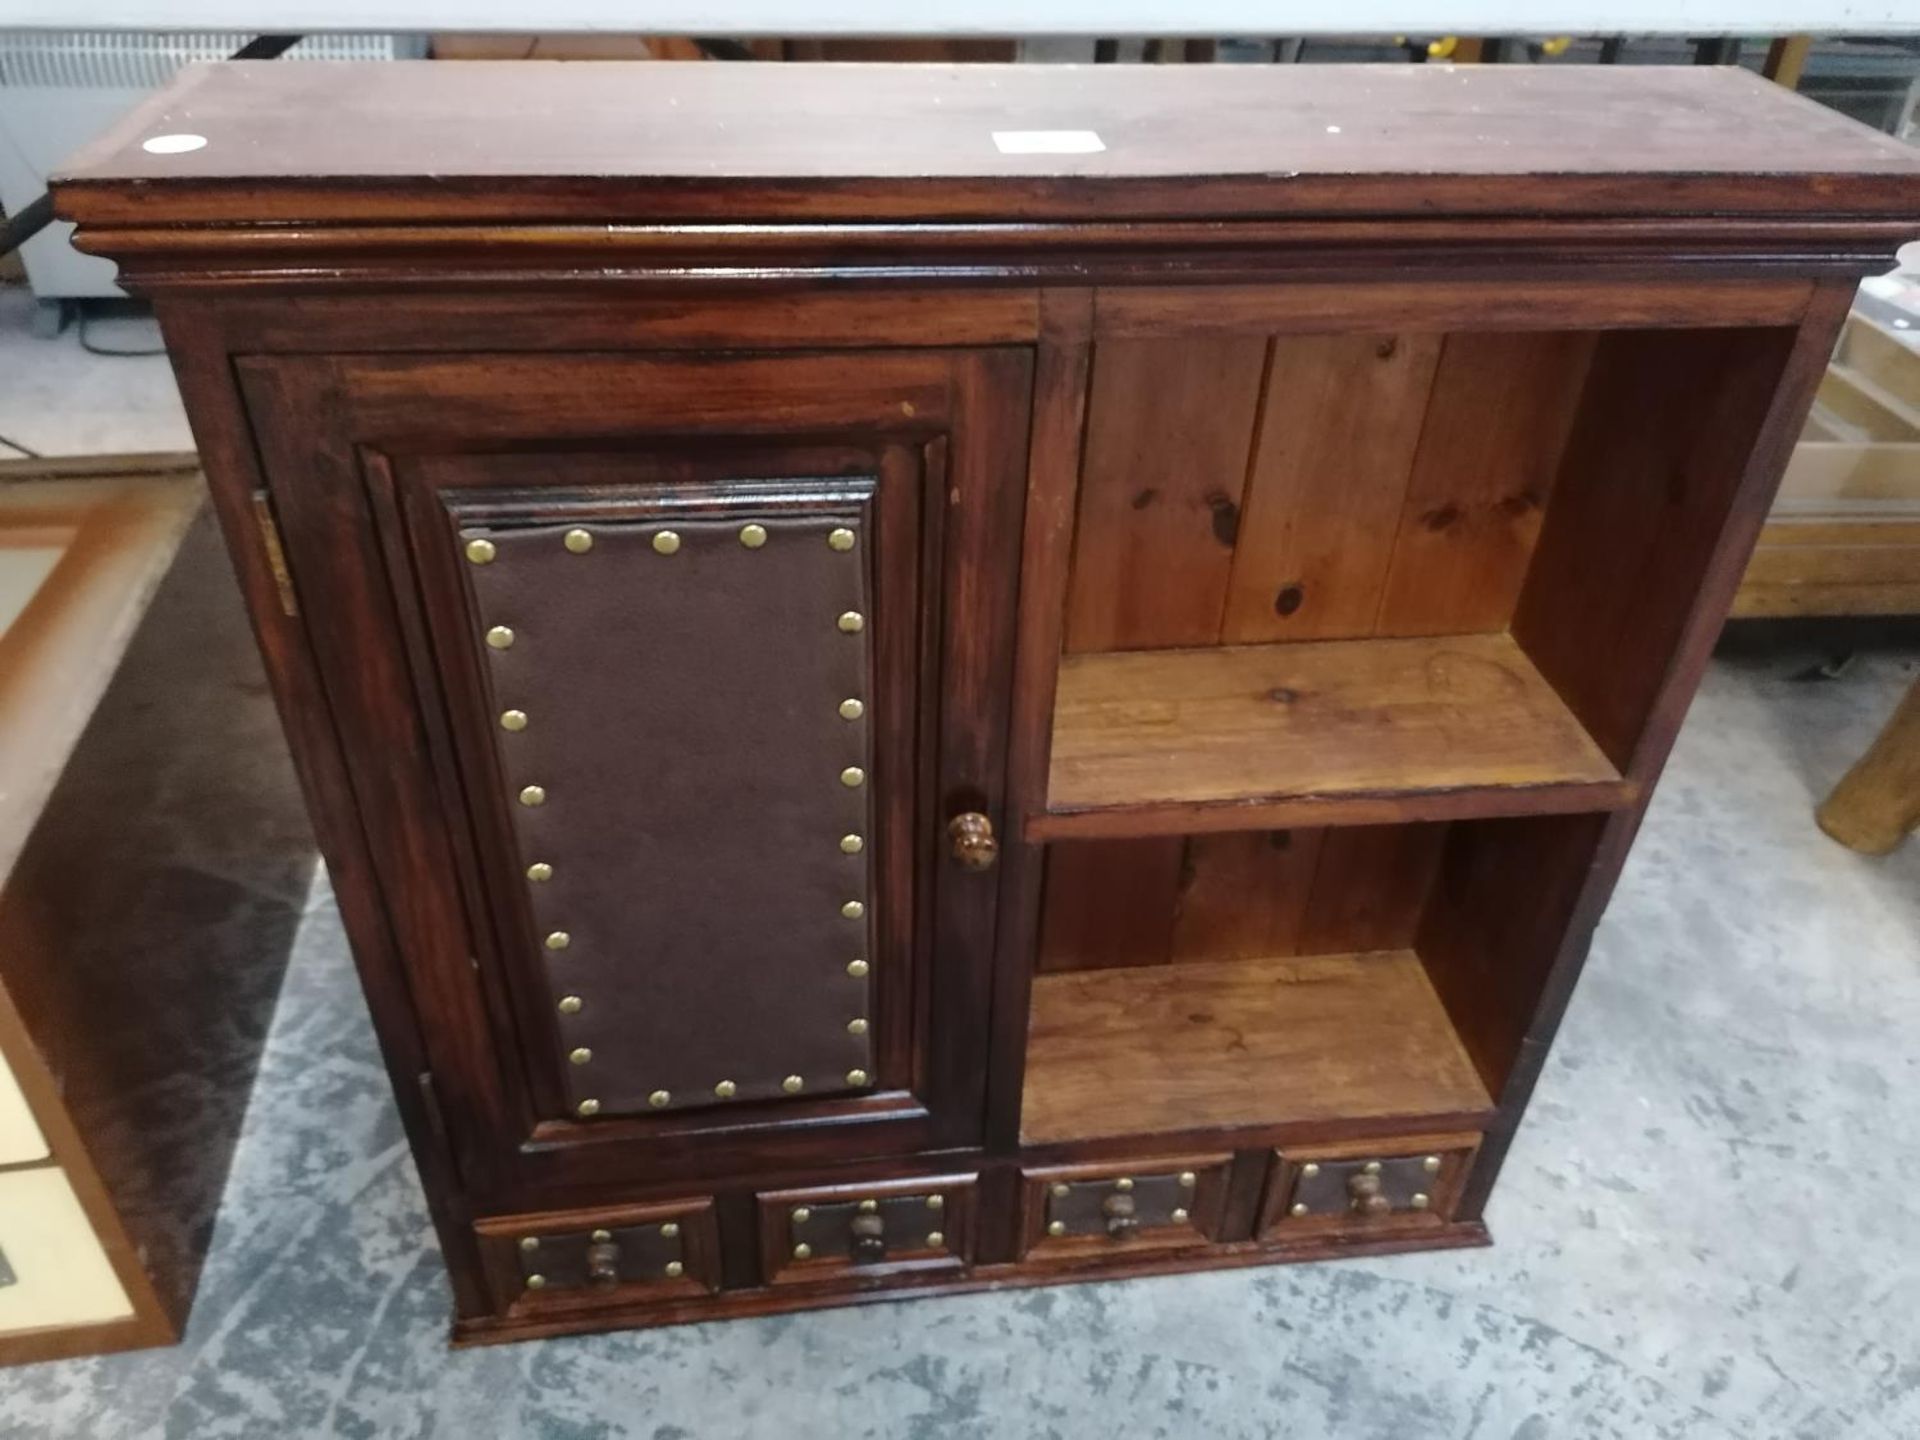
[1692,36,1744,65]
[0,191,53,260]
[231,33,303,61]
[3,33,303,261]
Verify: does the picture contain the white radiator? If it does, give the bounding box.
[0,30,424,302]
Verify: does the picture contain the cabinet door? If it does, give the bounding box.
[239,350,1030,1198]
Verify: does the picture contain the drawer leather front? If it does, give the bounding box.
[758,1174,976,1285]
[458,481,878,1121]
[476,1197,719,1312]
[1256,1133,1480,1239]
[1019,1155,1231,1261]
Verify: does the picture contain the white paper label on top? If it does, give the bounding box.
[991,130,1106,156]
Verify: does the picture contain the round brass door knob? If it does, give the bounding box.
[948,812,998,870]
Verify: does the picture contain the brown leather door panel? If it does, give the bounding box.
[455,487,880,1120]
[237,350,1031,1199]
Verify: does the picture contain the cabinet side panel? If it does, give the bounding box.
[1458,283,1855,1218]
[1511,326,1799,770]
[155,308,495,1319]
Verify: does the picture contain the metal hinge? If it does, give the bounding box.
[250,489,299,618]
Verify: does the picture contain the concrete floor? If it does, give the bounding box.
[1,287,1917,1439]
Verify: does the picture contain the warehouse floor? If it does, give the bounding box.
[1,288,1917,1439]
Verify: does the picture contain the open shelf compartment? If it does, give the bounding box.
[1019,812,1606,1147]
[1022,949,1492,1144]
[1033,323,1802,841]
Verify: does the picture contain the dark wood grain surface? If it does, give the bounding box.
[56,62,1920,227]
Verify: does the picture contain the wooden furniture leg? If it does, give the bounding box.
[1818,677,1920,854]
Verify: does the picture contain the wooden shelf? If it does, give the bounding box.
[1021,951,1494,1145]
[1038,631,1631,839]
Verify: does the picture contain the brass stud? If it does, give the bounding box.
[792,1242,813,1260]
[837,610,865,634]
[842,900,866,920]
[1301,1163,1321,1179]
[525,1273,547,1290]
[1423,1155,1443,1174]
[545,930,571,951]
[486,625,516,650]
[519,1236,540,1253]
[926,1195,945,1211]
[926,1231,945,1248]
[1047,1220,1066,1236]
[591,1229,612,1244]
[847,1017,869,1036]
[665,1260,685,1278]
[1411,1193,1431,1211]
[858,1199,879,1214]
[527,861,553,882]
[648,1089,670,1108]
[1290,1202,1309,1217]
[739,523,768,549]
[840,834,864,855]
[847,958,870,978]
[1363,1161,1383,1176]
[576,1098,600,1117]
[652,530,681,555]
[1114,1177,1134,1193]
[519,785,547,807]
[839,698,864,721]
[1050,1182,1070,1198]
[569,1047,592,1065]
[564,528,594,554]
[791,1206,812,1224]
[558,995,582,1015]
[827,527,856,552]
[465,538,497,565]
[847,1068,870,1086]
[1171,1207,1190,1224]
[840,766,866,788]
[1178,1171,1197,1189]
[782,1074,804,1094]
[500,708,528,732]
[714,1079,737,1099]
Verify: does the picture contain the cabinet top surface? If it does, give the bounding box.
[55,60,1920,225]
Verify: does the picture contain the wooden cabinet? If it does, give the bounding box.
[55,59,1920,1343]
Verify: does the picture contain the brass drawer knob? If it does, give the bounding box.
[1347,1171,1392,1217]
[849,1211,888,1264]
[947,812,998,870]
[585,1239,621,1288]
[1100,1191,1138,1240]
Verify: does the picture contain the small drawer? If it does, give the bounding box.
[758,1173,976,1285]
[1019,1155,1231,1262]
[475,1197,719,1312]
[1256,1133,1479,1239]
